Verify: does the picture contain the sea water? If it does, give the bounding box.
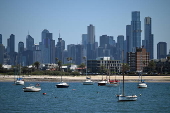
[0,82,170,113]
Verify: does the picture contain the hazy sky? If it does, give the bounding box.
[0,0,170,58]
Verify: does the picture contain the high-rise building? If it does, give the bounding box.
[126,25,132,52]
[131,11,142,49]
[87,24,95,44]
[0,44,5,64]
[82,34,87,58]
[67,44,76,64]
[143,17,154,59]
[0,34,2,44]
[26,35,34,51]
[18,41,24,53]
[116,35,124,61]
[18,41,24,64]
[7,34,15,53]
[55,33,65,63]
[157,42,167,59]
[33,44,42,64]
[87,24,96,60]
[7,34,16,65]
[75,44,83,65]
[40,29,55,64]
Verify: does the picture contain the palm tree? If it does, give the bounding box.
[34,61,40,70]
[58,60,62,71]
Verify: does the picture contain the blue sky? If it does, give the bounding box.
[0,0,170,58]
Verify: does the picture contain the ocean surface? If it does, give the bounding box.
[0,81,170,113]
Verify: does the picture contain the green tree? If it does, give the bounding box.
[58,60,62,71]
[148,60,156,71]
[122,63,130,72]
[78,63,86,73]
[34,61,40,69]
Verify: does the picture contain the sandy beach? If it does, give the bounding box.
[1,75,170,82]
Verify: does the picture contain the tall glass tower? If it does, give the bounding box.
[26,35,34,51]
[0,34,2,44]
[131,11,142,49]
[87,24,96,60]
[144,17,154,59]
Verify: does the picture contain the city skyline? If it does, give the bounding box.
[0,0,170,58]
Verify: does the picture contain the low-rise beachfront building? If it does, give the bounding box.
[87,57,121,74]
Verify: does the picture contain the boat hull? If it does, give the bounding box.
[118,95,137,101]
[56,82,69,88]
[98,81,107,86]
[23,87,41,92]
[15,80,24,85]
[138,83,147,88]
[83,80,94,85]
[106,82,119,87]
[56,85,69,88]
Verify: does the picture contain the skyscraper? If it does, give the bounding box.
[144,17,154,59]
[116,35,124,61]
[18,41,24,64]
[18,41,24,53]
[40,29,55,64]
[7,34,15,53]
[157,42,167,59]
[56,33,65,63]
[0,44,5,64]
[126,25,132,52]
[26,35,34,51]
[7,34,16,65]
[0,34,2,44]
[131,11,142,49]
[87,24,95,44]
[87,24,96,60]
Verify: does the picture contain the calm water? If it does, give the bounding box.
[0,82,170,113]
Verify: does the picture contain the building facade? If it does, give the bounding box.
[127,47,149,72]
[87,57,121,74]
[157,42,167,59]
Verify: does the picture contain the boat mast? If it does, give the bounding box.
[122,50,125,96]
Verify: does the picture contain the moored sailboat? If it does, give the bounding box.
[56,69,69,88]
[117,50,137,101]
[138,73,147,88]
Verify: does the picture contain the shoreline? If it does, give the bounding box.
[1,75,170,83]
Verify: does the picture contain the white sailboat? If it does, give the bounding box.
[138,73,147,88]
[83,57,93,85]
[83,76,94,85]
[14,64,24,85]
[117,50,137,101]
[56,70,69,88]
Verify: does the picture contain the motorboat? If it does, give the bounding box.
[98,80,107,86]
[23,84,41,92]
[83,79,94,85]
[56,82,69,88]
